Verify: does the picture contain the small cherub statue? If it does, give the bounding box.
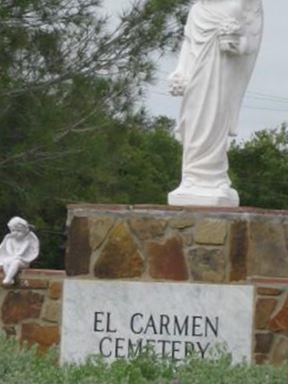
[0,217,40,286]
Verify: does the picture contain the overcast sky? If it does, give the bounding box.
[104,0,288,141]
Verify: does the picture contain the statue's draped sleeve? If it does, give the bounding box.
[168,8,194,96]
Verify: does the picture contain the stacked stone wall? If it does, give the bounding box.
[0,269,64,352]
[1,204,288,365]
[65,204,288,365]
[254,278,288,365]
[66,204,288,283]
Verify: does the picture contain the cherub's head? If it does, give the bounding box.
[8,217,30,240]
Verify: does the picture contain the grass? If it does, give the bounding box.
[0,334,287,384]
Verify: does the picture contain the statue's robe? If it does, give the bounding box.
[172,0,263,189]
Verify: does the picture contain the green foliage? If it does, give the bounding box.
[0,105,181,268]
[0,334,287,384]
[229,125,288,209]
[1,0,288,269]
[0,0,187,268]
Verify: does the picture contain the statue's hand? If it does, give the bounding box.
[218,18,244,55]
[168,72,189,97]
[220,40,241,55]
[220,36,248,56]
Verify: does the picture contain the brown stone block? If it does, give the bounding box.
[22,269,65,277]
[128,217,167,240]
[269,296,288,332]
[254,353,269,365]
[229,221,248,281]
[89,216,114,250]
[2,291,44,325]
[18,278,49,289]
[169,215,195,230]
[247,221,288,278]
[94,223,144,278]
[180,229,194,247]
[270,336,288,366]
[251,277,288,285]
[49,281,63,300]
[132,204,182,212]
[147,237,188,281]
[194,219,228,245]
[4,326,17,337]
[255,333,274,354]
[66,217,91,276]
[42,301,60,323]
[284,224,288,250]
[255,298,277,330]
[257,287,282,296]
[188,247,226,283]
[21,323,60,353]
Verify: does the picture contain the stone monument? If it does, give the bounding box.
[53,0,286,368]
[0,217,40,286]
[61,279,254,365]
[168,0,263,207]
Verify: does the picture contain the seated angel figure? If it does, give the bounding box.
[0,217,40,286]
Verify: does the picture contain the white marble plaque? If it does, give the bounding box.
[60,280,254,365]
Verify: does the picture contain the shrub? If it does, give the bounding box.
[0,334,287,384]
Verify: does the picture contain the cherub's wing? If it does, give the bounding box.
[23,233,40,263]
[0,235,10,265]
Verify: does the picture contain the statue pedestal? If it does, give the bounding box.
[66,204,288,282]
[168,185,239,207]
[65,204,288,365]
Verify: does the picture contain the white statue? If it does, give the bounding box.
[168,0,263,207]
[0,217,40,286]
